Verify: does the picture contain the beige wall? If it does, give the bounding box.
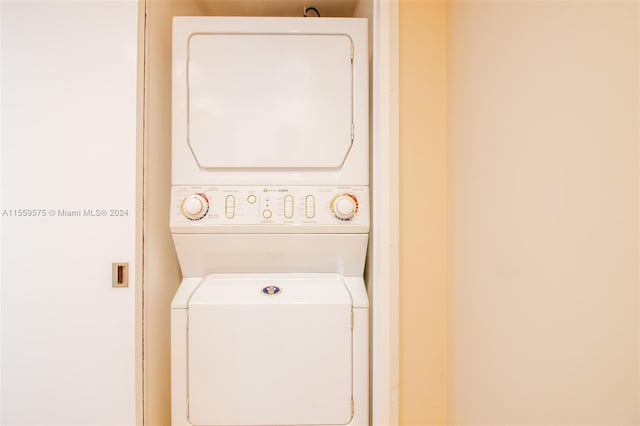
[450,2,640,424]
[399,2,640,424]
[142,2,640,425]
[143,1,205,425]
[399,1,449,425]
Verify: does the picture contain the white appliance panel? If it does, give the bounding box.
[172,234,368,277]
[187,278,353,425]
[188,34,352,169]
[171,275,369,426]
[170,185,369,233]
[172,17,369,186]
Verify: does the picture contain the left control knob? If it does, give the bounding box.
[181,193,209,220]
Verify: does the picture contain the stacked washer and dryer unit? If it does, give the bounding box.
[170,17,369,426]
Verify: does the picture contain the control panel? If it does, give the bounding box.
[170,186,369,233]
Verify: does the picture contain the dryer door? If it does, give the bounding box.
[187,33,353,169]
[187,277,353,426]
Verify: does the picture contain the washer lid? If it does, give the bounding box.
[187,277,353,426]
[187,33,353,170]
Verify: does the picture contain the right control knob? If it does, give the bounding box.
[330,193,359,221]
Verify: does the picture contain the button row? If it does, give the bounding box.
[261,195,315,220]
[214,194,318,220]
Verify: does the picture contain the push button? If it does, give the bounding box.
[225,195,235,219]
[305,195,315,219]
[262,209,272,219]
[284,195,294,219]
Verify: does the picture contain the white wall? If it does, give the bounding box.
[450,1,640,424]
[1,1,138,424]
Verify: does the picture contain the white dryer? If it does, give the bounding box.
[170,17,369,426]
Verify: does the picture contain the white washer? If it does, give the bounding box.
[172,274,368,426]
[171,17,369,426]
